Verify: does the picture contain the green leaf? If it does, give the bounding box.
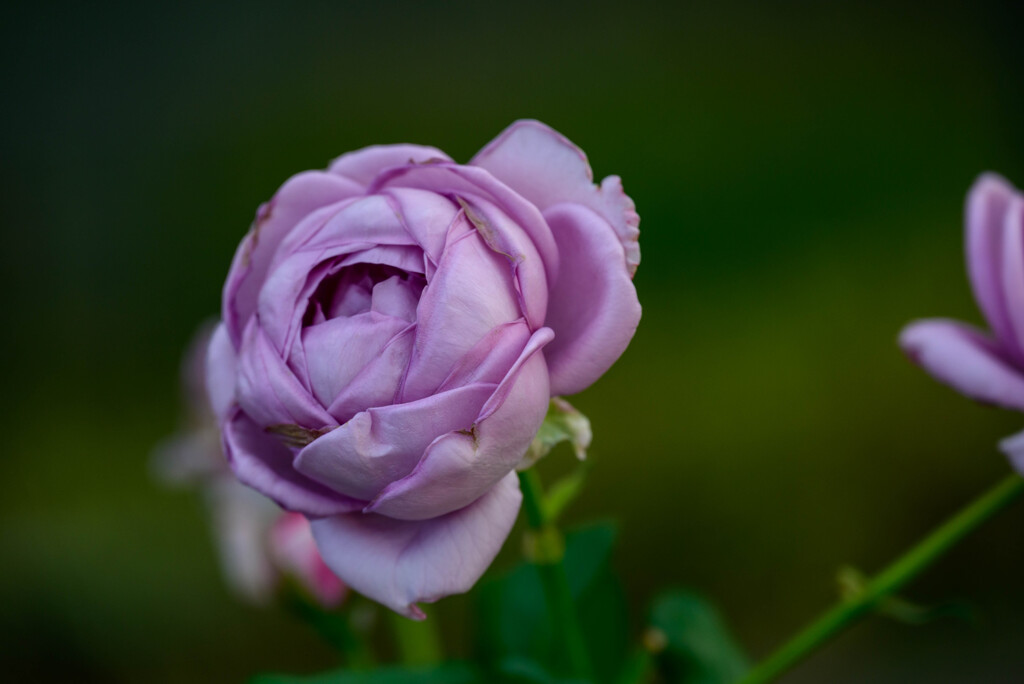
[648,592,750,684]
[520,398,591,469]
[250,661,479,684]
[496,655,589,684]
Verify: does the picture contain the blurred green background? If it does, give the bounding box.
[3,1,1024,681]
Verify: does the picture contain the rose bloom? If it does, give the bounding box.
[155,323,345,608]
[207,120,641,617]
[900,173,1024,468]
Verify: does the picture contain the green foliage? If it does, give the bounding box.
[250,662,478,684]
[477,523,629,683]
[648,591,750,684]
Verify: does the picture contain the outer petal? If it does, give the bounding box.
[329,144,453,185]
[310,471,522,618]
[294,383,497,501]
[899,319,1024,410]
[470,120,640,275]
[367,328,553,520]
[542,203,642,396]
[966,173,1018,359]
[223,171,363,345]
[223,409,366,517]
[206,322,238,422]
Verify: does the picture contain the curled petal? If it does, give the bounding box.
[999,196,1024,361]
[302,313,412,407]
[223,409,365,517]
[966,173,1018,358]
[294,383,496,501]
[235,320,335,429]
[899,319,1024,410]
[223,172,362,345]
[401,224,521,402]
[369,162,560,289]
[542,203,642,396]
[367,328,552,520]
[310,472,522,618]
[471,120,640,275]
[329,144,453,185]
[328,326,416,424]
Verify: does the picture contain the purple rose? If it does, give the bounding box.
[207,120,641,617]
[900,174,1024,469]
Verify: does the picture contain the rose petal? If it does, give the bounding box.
[400,222,521,402]
[223,171,362,346]
[328,326,417,423]
[206,476,280,604]
[371,276,422,321]
[329,144,453,185]
[235,319,335,429]
[999,195,1024,361]
[367,328,552,520]
[999,428,1024,475]
[302,312,413,407]
[206,322,238,422]
[270,512,347,608]
[310,471,522,618]
[369,162,560,289]
[436,319,532,391]
[382,188,461,264]
[223,409,365,517]
[471,120,640,275]
[899,319,1024,410]
[542,203,642,396]
[966,173,1018,358]
[294,383,496,500]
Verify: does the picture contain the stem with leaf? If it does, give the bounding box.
[737,472,1024,684]
[518,468,593,681]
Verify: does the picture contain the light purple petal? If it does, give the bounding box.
[328,326,416,423]
[436,319,532,391]
[401,223,521,402]
[458,194,548,331]
[223,172,363,345]
[382,188,461,264]
[470,120,640,275]
[294,383,496,501]
[966,173,1018,358]
[206,322,238,422]
[371,276,421,321]
[310,471,522,618]
[542,203,642,396]
[235,319,335,429]
[368,328,552,520]
[329,144,453,185]
[302,312,413,407]
[999,195,1024,361]
[368,162,560,289]
[999,428,1024,475]
[899,319,1024,410]
[223,409,365,517]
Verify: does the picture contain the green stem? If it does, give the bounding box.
[390,610,442,666]
[286,593,375,669]
[737,472,1024,684]
[518,469,593,680]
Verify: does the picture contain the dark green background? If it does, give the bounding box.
[3,1,1024,681]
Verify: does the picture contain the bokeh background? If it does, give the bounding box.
[3,1,1024,681]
